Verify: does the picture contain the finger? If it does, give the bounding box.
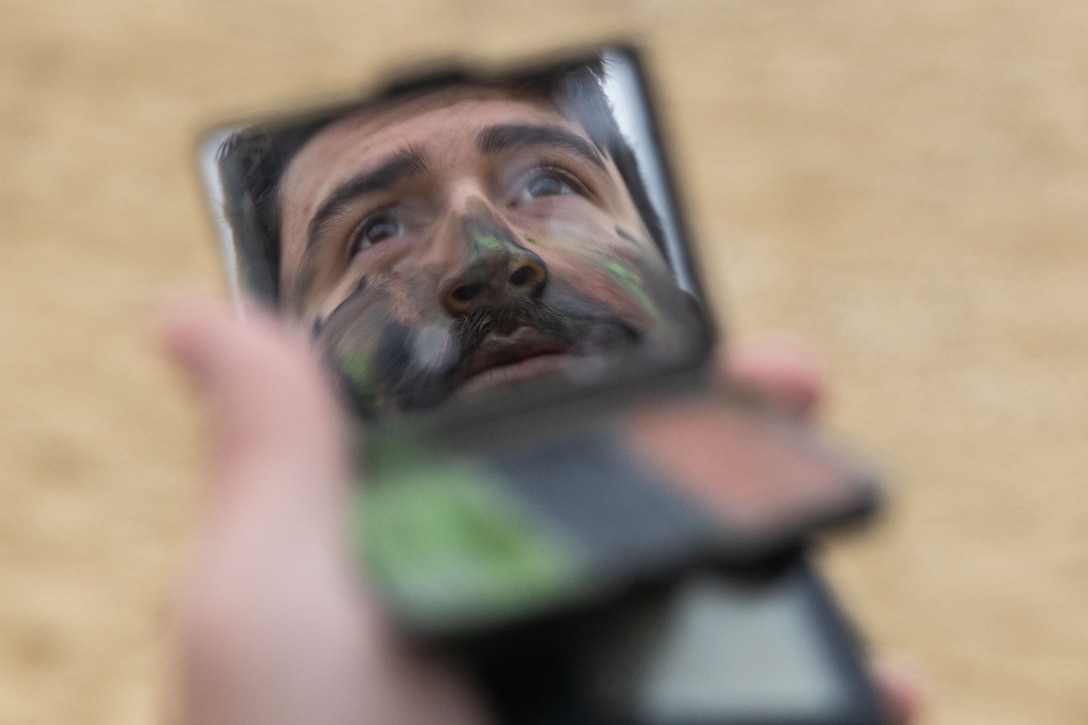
[717,335,827,420]
[156,296,350,515]
[874,659,926,725]
[159,298,496,725]
[159,297,364,721]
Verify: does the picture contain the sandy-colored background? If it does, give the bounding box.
[2,1,1086,723]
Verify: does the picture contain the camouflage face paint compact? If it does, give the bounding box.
[358,400,880,637]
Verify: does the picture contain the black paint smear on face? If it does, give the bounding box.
[615,226,645,247]
[323,292,642,416]
[331,317,415,420]
[310,276,368,342]
[310,226,664,415]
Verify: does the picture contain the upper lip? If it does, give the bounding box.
[455,327,571,385]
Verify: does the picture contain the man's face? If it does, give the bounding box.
[278,85,695,417]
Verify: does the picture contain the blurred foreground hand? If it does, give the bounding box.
[158,298,920,725]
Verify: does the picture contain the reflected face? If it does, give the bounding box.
[278,86,693,417]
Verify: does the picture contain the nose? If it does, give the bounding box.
[440,215,548,317]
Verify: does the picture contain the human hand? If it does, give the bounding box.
[160,300,489,725]
[159,299,920,725]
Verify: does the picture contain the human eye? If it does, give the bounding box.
[348,210,403,255]
[514,166,588,205]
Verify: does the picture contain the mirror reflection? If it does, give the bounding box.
[203,48,708,420]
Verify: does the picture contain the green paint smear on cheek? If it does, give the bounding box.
[356,443,584,632]
[339,354,379,396]
[604,261,662,325]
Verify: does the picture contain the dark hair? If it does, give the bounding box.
[214,56,665,304]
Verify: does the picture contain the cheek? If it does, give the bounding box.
[316,261,443,330]
[544,252,662,331]
[530,220,671,328]
[316,277,457,395]
[300,240,419,321]
[321,299,400,380]
[601,259,667,327]
[523,213,619,254]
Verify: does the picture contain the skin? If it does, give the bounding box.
[277,87,697,417]
[159,299,922,725]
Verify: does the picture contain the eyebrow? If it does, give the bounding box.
[305,147,427,252]
[300,124,606,258]
[476,123,607,172]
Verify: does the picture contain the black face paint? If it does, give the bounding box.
[461,211,538,257]
[450,212,548,306]
[311,212,667,418]
[615,227,644,247]
[314,276,370,341]
[368,320,415,400]
[317,277,642,417]
[330,317,415,419]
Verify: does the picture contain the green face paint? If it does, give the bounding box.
[471,232,506,252]
[340,353,379,397]
[358,431,584,632]
[605,260,663,326]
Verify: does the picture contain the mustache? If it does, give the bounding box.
[451,297,574,361]
[316,292,641,417]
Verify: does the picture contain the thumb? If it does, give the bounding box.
[720,335,827,420]
[156,297,351,524]
[159,298,491,725]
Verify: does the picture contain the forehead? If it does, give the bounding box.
[280,87,585,220]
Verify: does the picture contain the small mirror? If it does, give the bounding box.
[199,45,713,424]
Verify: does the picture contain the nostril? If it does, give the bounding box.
[508,260,546,292]
[442,251,548,316]
[508,265,533,288]
[451,282,482,302]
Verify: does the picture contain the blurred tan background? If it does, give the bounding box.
[2,1,1086,723]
